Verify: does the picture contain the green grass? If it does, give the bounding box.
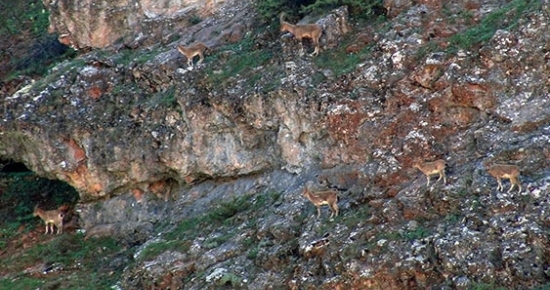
[205,34,281,90]
[0,0,77,79]
[156,86,178,108]
[1,234,120,271]
[204,231,237,249]
[189,14,203,25]
[401,226,430,241]
[138,191,283,285]
[471,283,508,290]
[414,0,540,61]
[138,240,189,261]
[112,47,159,67]
[313,32,378,77]
[447,0,539,53]
[255,0,384,24]
[153,191,282,264]
[0,169,82,286]
[0,234,124,289]
[214,271,242,287]
[0,277,43,290]
[0,0,49,37]
[342,204,370,228]
[30,58,85,93]
[0,170,79,237]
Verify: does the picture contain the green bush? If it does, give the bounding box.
[0,0,77,79]
[255,0,384,23]
[189,14,203,25]
[255,0,316,24]
[0,0,49,37]
[302,0,384,19]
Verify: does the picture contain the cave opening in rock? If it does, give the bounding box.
[0,161,30,173]
[0,159,80,234]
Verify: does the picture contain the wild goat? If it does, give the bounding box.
[33,205,64,234]
[486,164,521,193]
[280,13,322,56]
[302,184,339,218]
[176,42,209,69]
[413,159,447,186]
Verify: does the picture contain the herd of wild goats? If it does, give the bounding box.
[33,13,524,234]
[176,12,322,70]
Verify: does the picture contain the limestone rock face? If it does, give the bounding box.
[43,0,247,49]
[2,1,550,289]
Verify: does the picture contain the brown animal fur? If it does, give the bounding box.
[177,42,209,68]
[414,159,447,186]
[302,185,339,218]
[280,13,322,56]
[33,205,64,234]
[486,164,521,193]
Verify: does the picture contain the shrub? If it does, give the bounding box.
[255,0,384,23]
[0,0,77,79]
[302,0,384,19]
[255,0,316,24]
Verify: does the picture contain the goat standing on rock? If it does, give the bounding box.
[33,205,64,235]
[177,42,209,69]
[280,13,322,56]
[486,163,522,193]
[302,184,339,219]
[414,159,447,186]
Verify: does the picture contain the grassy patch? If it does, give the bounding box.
[446,0,539,53]
[30,58,86,93]
[0,170,79,237]
[214,271,243,287]
[415,0,540,61]
[401,226,430,241]
[165,192,281,241]
[205,34,282,91]
[471,283,508,290]
[204,231,237,249]
[112,47,159,67]
[302,0,384,20]
[189,14,203,25]
[444,213,462,225]
[314,36,376,77]
[0,0,77,79]
[342,204,370,228]
[0,234,125,288]
[156,86,178,108]
[0,277,43,289]
[138,239,189,261]
[0,0,49,37]
[160,191,283,257]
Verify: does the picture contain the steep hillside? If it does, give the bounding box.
[1,0,550,289]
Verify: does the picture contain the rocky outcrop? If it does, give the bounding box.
[0,7,355,199]
[43,0,253,49]
[1,0,550,289]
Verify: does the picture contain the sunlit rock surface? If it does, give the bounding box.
[1,0,550,288]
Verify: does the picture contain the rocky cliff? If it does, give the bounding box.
[1,0,550,288]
